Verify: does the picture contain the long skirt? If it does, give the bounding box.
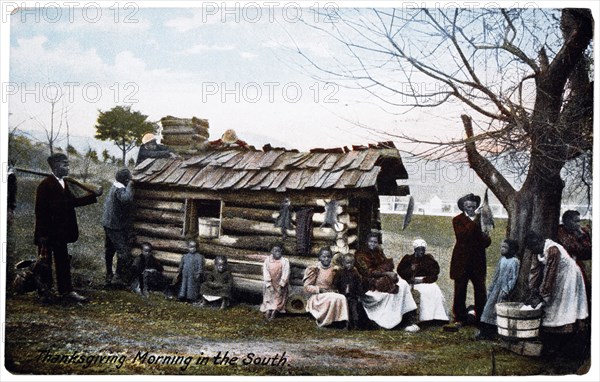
[361,279,417,329]
[306,292,349,327]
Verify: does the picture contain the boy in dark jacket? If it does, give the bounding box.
[132,242,167,296]
[333,254,363,329]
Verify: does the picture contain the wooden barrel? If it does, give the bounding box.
[496,302,542,339]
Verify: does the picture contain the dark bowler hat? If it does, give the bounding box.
[457,193,481,211]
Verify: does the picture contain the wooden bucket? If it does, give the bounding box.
[198,218,220,238]
[496,302,542,339]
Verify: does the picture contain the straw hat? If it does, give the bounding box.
[221,129,238,144]
[142,133,156,145]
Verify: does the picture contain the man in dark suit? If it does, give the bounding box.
[449,193,491,325]
[34,153,102,303]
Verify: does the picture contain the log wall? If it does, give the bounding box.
[133,184,374,311]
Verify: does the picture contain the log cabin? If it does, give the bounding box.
[132,139,409,312]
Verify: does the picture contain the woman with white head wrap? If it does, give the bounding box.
[397,239,450,323]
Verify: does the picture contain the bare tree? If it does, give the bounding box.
[30,85,70,155]
[298,8,593,298]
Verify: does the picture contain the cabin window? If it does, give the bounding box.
[184,198,223,239]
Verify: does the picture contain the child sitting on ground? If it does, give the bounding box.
[199,255,233,310]
[477,238,520,340]
[132,242,168,297]
[174,239,205,303]
[260,243,290,320]
[333,254,364,330]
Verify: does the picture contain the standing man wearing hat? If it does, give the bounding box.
[136,133,174,165]
[103,168,135,286]
[34,153,102,303]
[449,193,491,326]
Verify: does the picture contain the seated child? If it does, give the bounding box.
[174,239,205,303]
[478,238,520,340]
[260,243,290,320]
[199,255,233,310]
[332,254,364,330]
[132,242,168,296]
[303,247,348,327]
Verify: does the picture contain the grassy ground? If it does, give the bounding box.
[3,178,592,377]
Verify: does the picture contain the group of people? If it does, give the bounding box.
[259,234,449,332]
[28,153,591,349]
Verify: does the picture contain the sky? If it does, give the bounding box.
[2,1,599,194]
[5,4,409,154]
[4,1,518,158]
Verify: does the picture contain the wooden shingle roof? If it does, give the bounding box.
[132,142,407,192]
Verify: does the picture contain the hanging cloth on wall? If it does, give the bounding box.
[296,208,314,256]
[274,197,294,239]
[320,199,339,228]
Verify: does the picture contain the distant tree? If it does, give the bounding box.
[87,148,99,163]
[67,144,79,157]
[102,148,110,163]
[128,157,136,167]
[94,105,156,164]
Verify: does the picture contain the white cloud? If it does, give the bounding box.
[164,9,221,32]
[179,43,236,55]
[240,51,258,59]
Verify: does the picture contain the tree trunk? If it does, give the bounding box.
[505,173,563,301]
[462,115,565,301]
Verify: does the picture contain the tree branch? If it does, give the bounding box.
[462,114,516,209]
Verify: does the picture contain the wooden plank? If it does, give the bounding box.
[356,166,381,188]
[270,151,296,170]
[279,170,303,190]
[243,152,269,170]
[233,151,261,170]
[304,170,328,188]
[133,158,156,174]
[202,167,229,189]
[134,188,364,207]
[221,217,337,239]
[212,151,243,166]
[255,172,279,190]
[257,150,285,169]
[332,150,361,170]
[162,166,188,184]
[182,152,216,167]
[270,171,290,189]
[136,235,188,253]
[288,152,313,168]
[300,153,328,169]
[320,170,345,189]
[222,152,246,168]
[213,170,249,190]
[222,205,277,221]
[232,171,259,189]
[133,222,184,240]
[152,251,183,266]
[188,165,219,188]
[150,160,184,184]
[135,199,185,212]
[346,150,370,170]
[321,153,342,171]
[246,170,270,188]
[359,149,382,171]
[296,170,316,189]
[135,208,183,224]
[334,170,363,189]
[176,167,201,186]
